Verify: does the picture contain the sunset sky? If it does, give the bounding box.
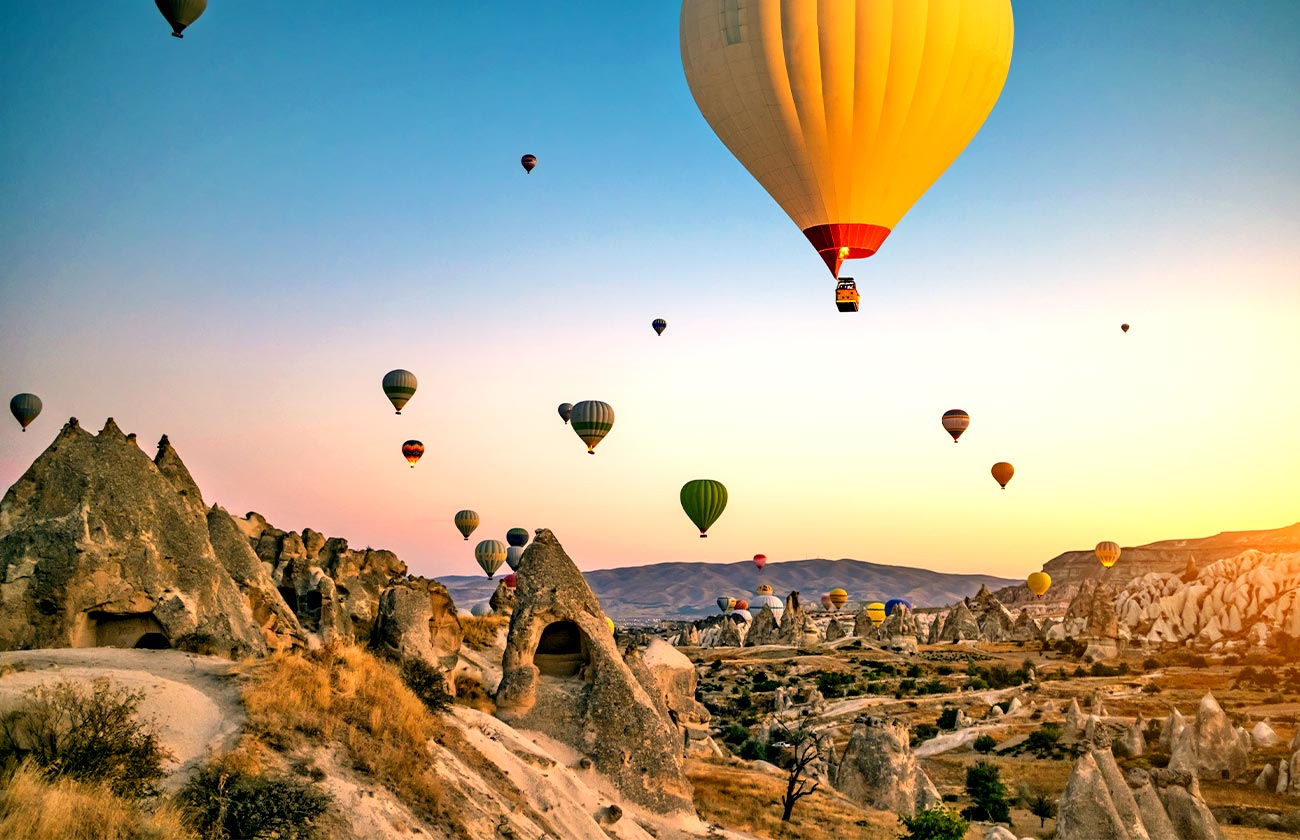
[2,2,1297,584]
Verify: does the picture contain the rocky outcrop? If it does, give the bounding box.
[494,530,691,814]
[488,580,515,616]
[880,605,920,653]
[833,715,939,816]
[970,585,1016,641]
[371,579,463,675]
[1057,749,1221,840]
[1010,609,1040,641]
[642,638,716,757]
[776,598,822,647]
[936,600,981,642]
[824,619,847,641]
[1063,578,1121,659]
[746,605,780,646]
[0,419,301,656]
[1168,693,1251,781]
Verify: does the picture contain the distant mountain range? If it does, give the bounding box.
[440,558,1017,625]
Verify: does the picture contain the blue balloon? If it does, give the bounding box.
[885,598,912,616]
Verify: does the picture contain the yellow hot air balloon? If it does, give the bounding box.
[605,616,615,633]
[991,462,1015,489]
[866,602,887,627]
[681,0,1015,278]
[1095,541,1121,569]
[1026,571,1051,597]
[828,588,849,610]
[756,584,773,596]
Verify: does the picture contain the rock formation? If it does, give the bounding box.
[970,584,1016,641]
[746,605,780,646]
[371,579,463,674]
[1010,609,1040,641]
[1168,693,1251,781]
[832,715,939,816]
[880,604,920,653]
[488,579,515,615]
[824,618,847,641]
[494,530,692,814]
[642,638,717,758]
[1062,578,1121,659]
[776,597,822,646]
[0,419,300,656]
[935,600,981,642]
[1056,748,1222,840]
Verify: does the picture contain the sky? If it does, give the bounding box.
[1,2,1297,584]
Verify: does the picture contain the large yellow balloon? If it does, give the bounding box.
[1095,541,1121,569]
[866,602,887,627]
[681,0,1015,277]
[1026,571,1051,597]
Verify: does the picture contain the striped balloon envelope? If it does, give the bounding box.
[382,369,418,414]
[454,509,480,541]
[155,0,207,38]
[570,400,615,454]
[521,154,537,174]
[865,601,886,625]
[941,409,970,443]
[401,440,424,467]
[652,318,667,336]
[9,393,42,432]
[474,540,507,578]
[1095,541,1121,569]
[829,588,850,610]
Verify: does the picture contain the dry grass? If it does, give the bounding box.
[453,672,497,714]
[688,758,897,840]
[458,615,509,650]
[1223,827,1297,840]
[240,645,462,832]
[0,762,194,840]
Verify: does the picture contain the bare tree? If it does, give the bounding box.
[775,723,824,822]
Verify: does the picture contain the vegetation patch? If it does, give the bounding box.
[180,755,334,840]
[0,762,194,840]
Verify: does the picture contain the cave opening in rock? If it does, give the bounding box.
[79,611,171,649]
[278,586,299,613]
[534,620,591,678]
[134,632,171,649]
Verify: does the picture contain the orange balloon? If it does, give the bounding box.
[991,462,1015,489]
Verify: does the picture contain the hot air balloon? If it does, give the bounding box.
[9,393,41,432]
[819,593,833,611]
[1121,324,1130,333]
[1095,541,1121,569]
[734,599,749,611]
[557,403,573,424]
[753,594,784,624]
[401,440,424,467]
[729,609,753,623]
[717,596,737,613]
[756,583,773,596]
[504,573,517,589]
[1026,572,1051,597]
[681,0,1015,278]
[752,554,767,571]
[521,154,537,174]
[382,369,417,414]
[828,589,849,610]
[454,510,480,541]
[652,318,667,336]
[681,479,727,538]
[474,540,507,578]
[605,616,615,633]
[156,0,206,38]
[866,602,887,626]
[506,528,530,548]
[470,603,493,617]
[991,462,1015,489]
[505,545,524,571]
[885,598,911,617]
[570,400,614,454]
[942,410,970,443]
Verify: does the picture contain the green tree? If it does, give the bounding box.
[973,734,997,754]
[898,805,969,840]
[961,761,1010,823]
[1023,787,1057,828]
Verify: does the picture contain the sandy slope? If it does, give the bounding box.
[0,648,244,788]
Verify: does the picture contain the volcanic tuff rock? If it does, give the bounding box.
[0,419,299,655]
[1168,693,1251,781]
[488,579,515,615]
[879,604,921,653]
[776,597,823,646]
[372,579,463,674]
[641,638,716,757]
[935,599,981,642]
[833,715,939,816]
[1063,578,1121,659]
[1010,609,1040,641]
[824,618,847,641]
[1057,749,1220,840]
[493,529,692,814]
[746,604,780,646]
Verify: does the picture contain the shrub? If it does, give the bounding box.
[961,761,1010,823]
[1025,724,1062,758]
[0,762,194,840]
[722,723,750,746]
[453,672,496,714]
[457,615,509,650]
[1142,656,1163,671]
[912,723,938,746]
[899,805,969,840]
[973,734,997,754]
[398,658,452,714]
[1141,682,1163,694]
[937,707,960,731]
[738,738,765,761]
[181,759,334,840]
[0,680,170,799]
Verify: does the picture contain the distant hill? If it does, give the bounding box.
[440,558,1017,625]
[993,522,1300,608]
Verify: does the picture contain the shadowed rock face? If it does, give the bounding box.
[1063,579,1121,659]
[0,419,295,656]
[1057,749,1223,840]
[833,715,938,816]
[746,605,780,645]
[1168,693,1251,781]
[494,529,692,814]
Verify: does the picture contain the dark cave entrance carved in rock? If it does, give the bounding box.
[534,620,591,678]
[81,611,171,649]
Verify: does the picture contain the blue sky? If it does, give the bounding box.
[2,2,1297,581]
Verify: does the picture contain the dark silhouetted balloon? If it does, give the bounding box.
[521,154,537,174]
[9,393,41,432]
[156,0,206,38]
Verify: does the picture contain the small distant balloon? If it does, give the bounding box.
[503,573,517,589]
[470,602,493,617]
[474,540,507,578]
[1027,571,1052,597]
[680,479,727,537]
[756,583,773,596]
[819,593,833,611]
[9,393,42,432]
[734,599,749,611]
[828,589,848,610]
[155,0,206,38]
[605,616,615,633]
[717,596,736,613]
[570,400,614,454]
[506,528,530,548]
[752,554,767,571]
[557,403,573,424]
[382,369,417,414]
[1121,324,1130,333]
[866,601,886,626]
[1095,541,1121,569]
[454,510,480,541]
[991,462,1015,489]
[941,409,970,443]
[401,440,424,468]
[521,154,537,174]
[652,318,667,336]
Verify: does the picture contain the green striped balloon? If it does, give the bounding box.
[155,0,207,38]
[570,400,614,454]
[680,479,727,538]
[474,539,507,578]
[454,509,480,541]
[382,369,418,414]
[9,393,42,432]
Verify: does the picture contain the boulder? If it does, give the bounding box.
[642,637,711,742]
[983,827,1017,840]
[824,619,847,641]
[493,530,691,814]
[833,715,937,816]
[1251,720,1279,747]
[372,580,463,674]
[1255,763,1277,790]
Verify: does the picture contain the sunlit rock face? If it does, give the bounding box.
[1168,692,1251,781]
[833,715,938,816]
[1057,749,1221,840]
